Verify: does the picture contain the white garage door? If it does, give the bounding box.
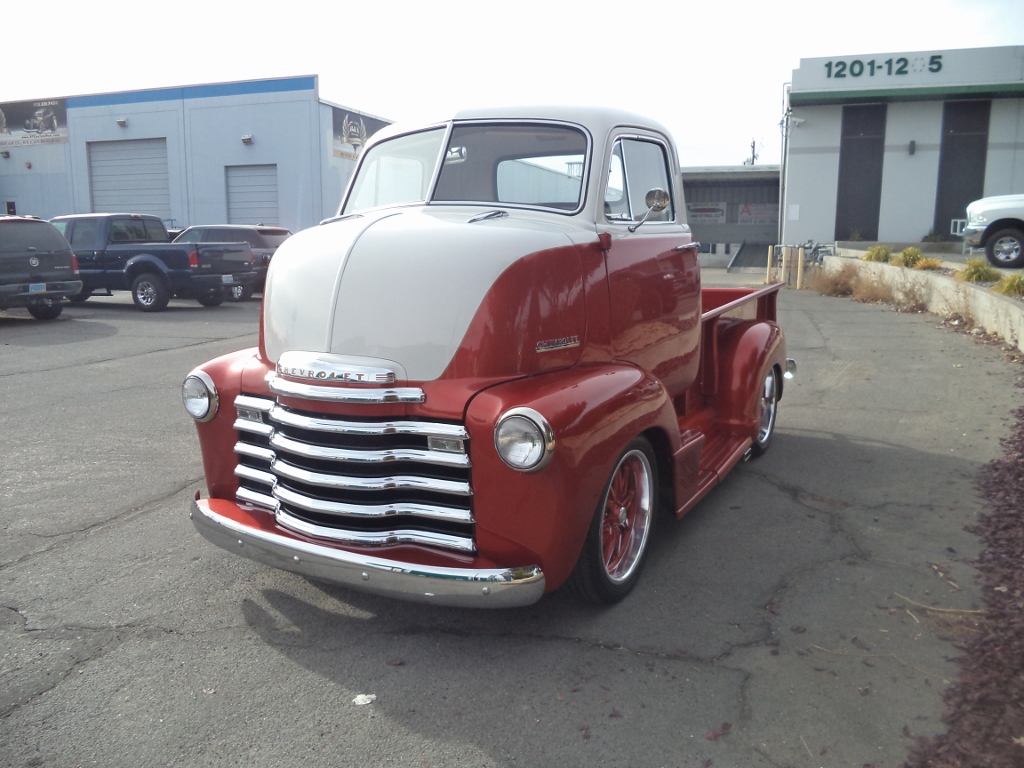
[87,138,171,218]
[226,164,279,225]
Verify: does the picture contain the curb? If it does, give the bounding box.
[821,255,1024,354]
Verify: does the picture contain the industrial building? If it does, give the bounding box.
[782,45,1024,245]
[0,76,389,232]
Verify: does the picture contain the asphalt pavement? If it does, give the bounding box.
[1,280,1020,767]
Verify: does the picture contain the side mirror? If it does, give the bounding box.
[628,188,670,232]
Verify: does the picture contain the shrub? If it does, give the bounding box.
[862,245,891,262]
[922,229,945,243]
[958,259,1001,283]
[891,247,924,268]
[993,272,1024,297]
[811,262,857,296]
[852,277,894,304]
[913,257,944,271]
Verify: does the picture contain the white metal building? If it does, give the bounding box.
[781,45,1024,245]
[0,76,389,232]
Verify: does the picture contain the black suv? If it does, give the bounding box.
[0,216,82,320]
[173,225,291,300]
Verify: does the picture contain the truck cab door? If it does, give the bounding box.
[599,136,700,398]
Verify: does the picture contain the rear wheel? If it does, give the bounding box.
[131,273,170,312]
[985,227,1024,269]
[196,289,225,307]
[27,301,63,320]
[750,366,779,457]
[566,437,657,604]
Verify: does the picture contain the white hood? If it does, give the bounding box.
[263,208,579,382]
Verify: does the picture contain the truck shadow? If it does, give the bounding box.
[236,428,989,764]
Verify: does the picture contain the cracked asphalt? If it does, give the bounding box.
[1,276,1019,768]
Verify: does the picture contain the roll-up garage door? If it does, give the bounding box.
[226,164,279,225]
[87,138,171,218]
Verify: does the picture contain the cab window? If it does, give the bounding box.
[604,138,674,223]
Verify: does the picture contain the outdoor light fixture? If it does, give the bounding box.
[241,135,254,145]
[116,117,128,127]
[0,151,9,159]
[908,140,916,155]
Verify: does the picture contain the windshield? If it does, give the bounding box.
[343,128,446,214]
[341,122,589,215]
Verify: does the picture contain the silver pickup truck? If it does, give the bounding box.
[961,194,1024,269]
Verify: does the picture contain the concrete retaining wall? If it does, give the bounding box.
[821,255,1024,354]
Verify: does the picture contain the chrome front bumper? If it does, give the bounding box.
[190,496,546,608]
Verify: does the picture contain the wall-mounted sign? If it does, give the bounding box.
[686,202,727,224]
[738,203,778,225]
[791,45,1024,100]
[0,99,68,147]
[332,108,389,161]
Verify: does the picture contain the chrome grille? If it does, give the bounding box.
[232,394,475,553]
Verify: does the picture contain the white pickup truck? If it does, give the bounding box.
[962,194,1024,269]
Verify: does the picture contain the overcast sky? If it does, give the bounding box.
[6,0,1023,166]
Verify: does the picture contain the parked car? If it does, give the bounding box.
[173,225,292,300]
[0,216,82,320]
[961,194,1024,269]
[50,213,256,312]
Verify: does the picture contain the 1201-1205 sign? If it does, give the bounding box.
[824,54,942,78]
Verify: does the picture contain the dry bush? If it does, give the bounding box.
[862,245,892,262]
[891,247,924,268]
[894,281,928,313]
[852,275,894,304]
[914,257,944,271]
[993,273,1024,297]
[810,262,858,296]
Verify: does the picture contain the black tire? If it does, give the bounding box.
[750,366,779,458]
[27,301,63,320]
[228,284,253,302]
[68,288,92,304]
[566,436,657,604]
[131,272,170,312]
[196,289,225,307]
[985,227,1024,269]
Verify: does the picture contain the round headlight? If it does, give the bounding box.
[494,408,554,472]
[182,371,219,422]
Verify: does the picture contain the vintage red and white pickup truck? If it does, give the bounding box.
[182,106,795,607]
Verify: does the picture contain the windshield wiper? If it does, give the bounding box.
[467,210,508,224]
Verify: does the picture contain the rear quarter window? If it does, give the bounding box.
[0,220,70,252]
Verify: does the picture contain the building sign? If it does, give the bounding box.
[738,203,778,225]
[0,99,68,147]
[686,202,727,224]
[332,108,389,161]
[791,46,1024,103]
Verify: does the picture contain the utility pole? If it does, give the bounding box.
[743,139,759,166]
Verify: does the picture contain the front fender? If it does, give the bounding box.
[465,363,680,592]
[188,347,261,499]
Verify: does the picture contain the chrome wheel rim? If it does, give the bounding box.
[757,369,778,447]
[136,281,156,306]
[600,449,653,584]
[994,236,1021,263]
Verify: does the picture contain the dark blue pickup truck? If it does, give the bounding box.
[50,213,256,312]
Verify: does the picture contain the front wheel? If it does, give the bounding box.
[985,227,1024,269]
[566,437,657,604]
[68,288,92,303]
[131,273,170,312]
[750,366,779,457]
[27,301,63,320]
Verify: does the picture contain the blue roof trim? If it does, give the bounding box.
[67,77,316,108]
